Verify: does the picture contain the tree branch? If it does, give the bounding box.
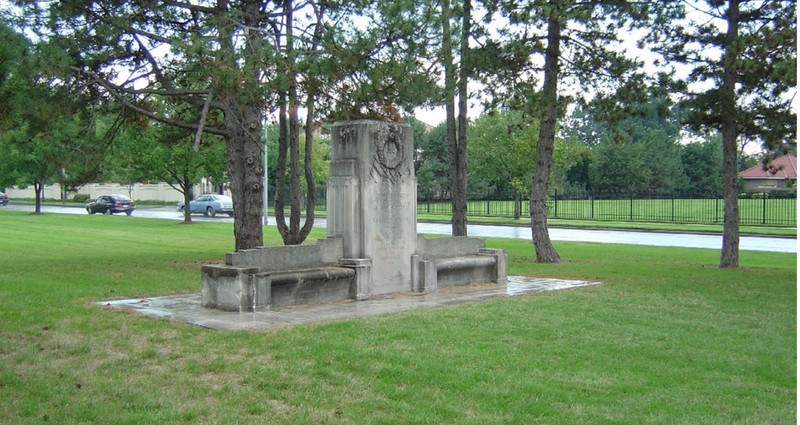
[193,87,214,151]
[76,67,229,137]
[131,33,172,90]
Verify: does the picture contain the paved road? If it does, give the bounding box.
[4,204,795,253]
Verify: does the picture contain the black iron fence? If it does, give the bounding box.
[272,187,795,227]
[416,191,797,227]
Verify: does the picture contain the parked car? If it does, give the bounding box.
[86,194,135,215]
[177,194,233,217]
[0,192,7,206]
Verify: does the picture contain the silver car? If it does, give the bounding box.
[177,194,234,217]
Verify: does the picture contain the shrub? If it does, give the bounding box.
[768,189,797,199]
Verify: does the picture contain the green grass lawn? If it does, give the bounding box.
[0,211,795,424]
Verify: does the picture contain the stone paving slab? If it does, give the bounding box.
[97,276,600,331]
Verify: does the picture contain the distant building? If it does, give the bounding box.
[419,120,435,134]
[739,154,797,192]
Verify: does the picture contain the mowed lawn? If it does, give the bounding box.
[0,211,795,424]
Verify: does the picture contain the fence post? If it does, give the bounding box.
[630,193,634,221]
[554,190,558,218]
[715,197,719,223]
[671,194,675,222]
[590,192,594,219]
[486,199,490,216]
[762,192,767,225]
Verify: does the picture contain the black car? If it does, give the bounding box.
[86,194,135,215]
[0,192,7,206]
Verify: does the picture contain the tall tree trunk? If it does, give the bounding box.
[530,3,562,263]
[453,0,471,236]
[287,0,301,244]
[298,92,316,243]
[216,0,264,251]
[34,180,42,214]
[180,171,192,223]
[441,0,464,236]
[274,0,312,246]
[295,5,325,245]
[223,98,264,251]
[719,0,740,268]
[275,94,289,238]
[287,88,301,243]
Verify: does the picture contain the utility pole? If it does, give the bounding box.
[264,120,269,226]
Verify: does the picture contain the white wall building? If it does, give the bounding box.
[4,180,230,203]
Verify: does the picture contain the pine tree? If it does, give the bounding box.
[650,0,796,268]
[491,0,655,262]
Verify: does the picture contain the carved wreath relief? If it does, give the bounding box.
[370,122,408,184]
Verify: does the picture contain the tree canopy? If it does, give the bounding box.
[1,0,794,264]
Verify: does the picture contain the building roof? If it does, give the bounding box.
[739,154,797,179]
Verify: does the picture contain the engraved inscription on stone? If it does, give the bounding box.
[338,126,356,145]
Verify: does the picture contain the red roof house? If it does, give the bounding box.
[739,153,797,192]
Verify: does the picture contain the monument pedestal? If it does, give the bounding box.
[327,120,417,296]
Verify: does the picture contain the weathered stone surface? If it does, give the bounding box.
[328,120,417,295]
[268,267,355,309]
[413,235,507,290]
[435,256,496,288]
[480,248,508,284]
[200,119,509,312]
[105,277,602,331]
[226,237,343,270]
[416,235,486,259]
[200,266,262,312]
[202,239,357,311]
[339,258,373,300]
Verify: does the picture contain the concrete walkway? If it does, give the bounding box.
[98,276,600,331]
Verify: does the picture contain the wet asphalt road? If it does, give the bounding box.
[3,203,795,253]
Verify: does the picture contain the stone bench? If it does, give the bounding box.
[201,237,371,312]
[267,266,356,308]
[412,235,507,292]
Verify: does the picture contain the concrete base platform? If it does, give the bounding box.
[97,276,600,331]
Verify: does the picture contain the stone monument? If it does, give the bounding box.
[327,120,417,297]
[200,119,507,312]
